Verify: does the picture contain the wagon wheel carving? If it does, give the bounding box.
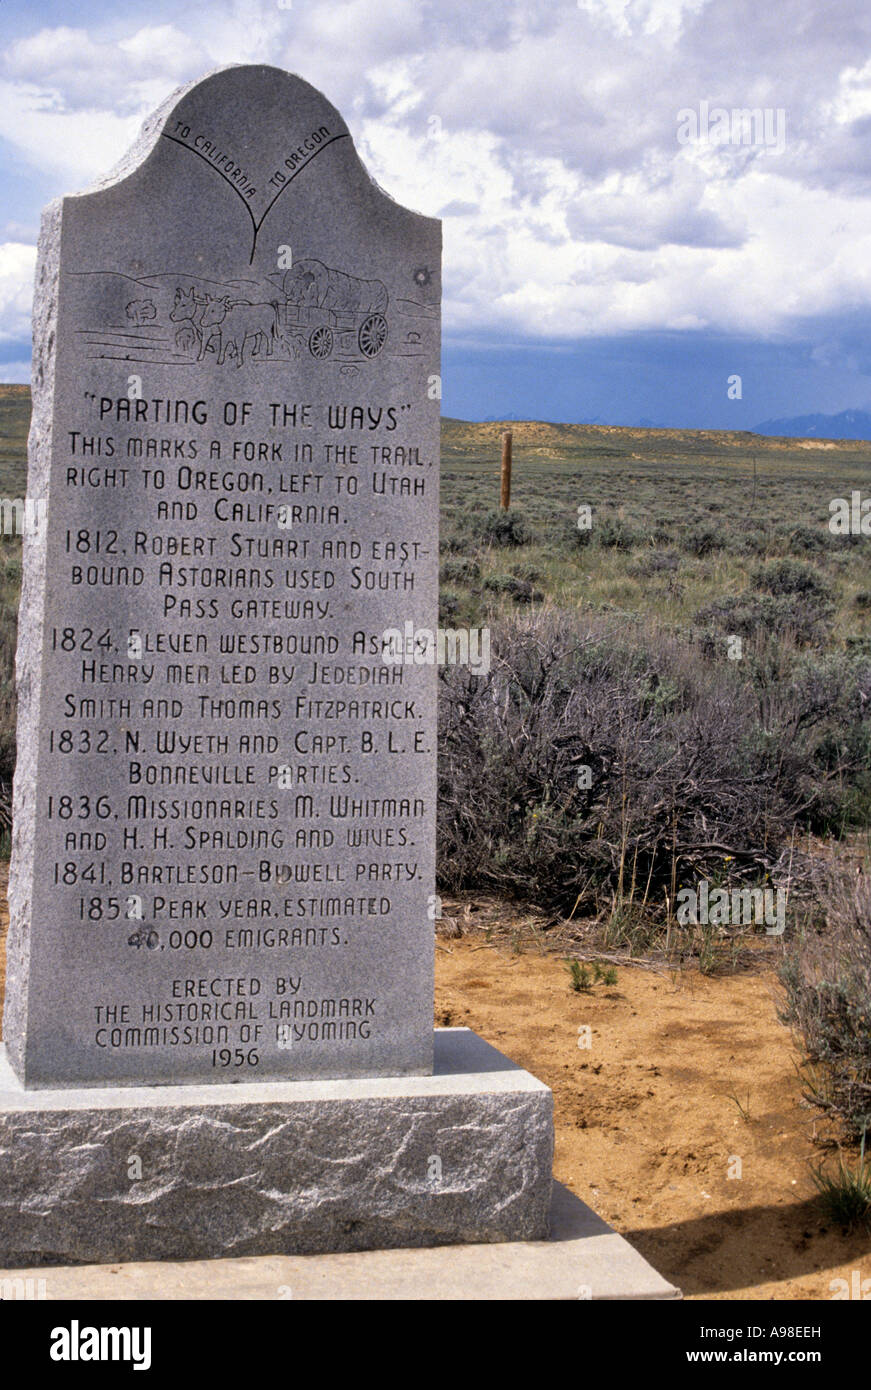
[358,313,388,357]
[308,325,334,359]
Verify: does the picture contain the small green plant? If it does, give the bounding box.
[811,1123,871,1231]
[727,1090,752,1123]
[565,959,592,992]
[592,961,618,986]
[565,959,617,991]
[697,920,722,975]
[602,899,658,954]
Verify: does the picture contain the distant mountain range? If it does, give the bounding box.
[753,409,871,441]
[481,409,871,440]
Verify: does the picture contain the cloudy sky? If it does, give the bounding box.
[3,0,871,428]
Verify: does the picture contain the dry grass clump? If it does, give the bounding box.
[781,863,871,1141]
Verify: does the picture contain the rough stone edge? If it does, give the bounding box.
[3,198,62,1077]
[0,1070,554,1264]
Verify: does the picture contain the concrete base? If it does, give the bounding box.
[0,1184,680,1299]
[0,1029,553,1265]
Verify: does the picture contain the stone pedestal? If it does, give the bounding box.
[0,1030,553,1267]
[0,1184,682,1300]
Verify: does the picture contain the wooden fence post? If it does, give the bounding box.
[500,430,512,510]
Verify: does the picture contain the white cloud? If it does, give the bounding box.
[0,243,37,344]
[577,0,708,38]
[827,57,871,125]
[0,81,141,184]
[4,25,208,113]
[3,0,871,352]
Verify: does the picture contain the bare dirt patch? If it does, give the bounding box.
[435,906,871,1300]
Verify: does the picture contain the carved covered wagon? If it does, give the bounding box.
[280,259,389,359]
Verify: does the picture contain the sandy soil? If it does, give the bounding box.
[1,869,868,1299]
[434,915,871,1300]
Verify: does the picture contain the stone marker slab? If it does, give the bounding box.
[5,65,441,1087]
[0,1030,553,1265]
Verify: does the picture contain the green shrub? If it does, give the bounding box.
[811,1132,871,1231]
[596,517,638,550]
[732,530,771,556]
[695,592,834,646]
[565,523,594,549]
[483,574,542,604]
[782,524,829,556]
[440,531,472,555]
[681,526,723,557]
[472,509,534,547]
[629,550,681,578]
[510,562,543,584]
[752,558,832,601]
[437,609,842,917]
[439,590,461,623]
[440,557,481,585]
[781,870,871,1140]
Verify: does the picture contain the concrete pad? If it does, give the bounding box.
[0,1183,680,1300]
[0,1029,553,1263]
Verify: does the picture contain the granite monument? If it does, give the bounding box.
[0,64,555,1265]
[6,64,441,1089]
